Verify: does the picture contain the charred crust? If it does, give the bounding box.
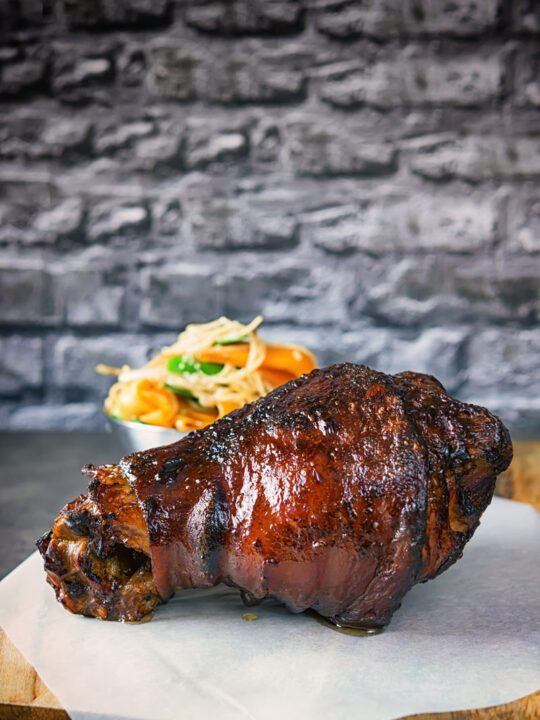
[430,541,467,579]
[240,589,262,607]
[144,497,158,514]
[450,443,471,467]
[65,579,86,599]
[88,477,100,494]
[36,530,52,555]
[88,536,109,559]
[156,456,183,484]
[455,479,483,518]
[65,510,92,537]
[342,499,358,520]
[200,483,228,578]
[83,464,99,477]
[143,497,160,543]
[80,555,102,585]
[147,523,160,544]
[486,420,513,472]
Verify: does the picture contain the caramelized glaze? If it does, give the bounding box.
[38,364,512,628]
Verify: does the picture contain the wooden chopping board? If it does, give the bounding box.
[2,440,539,720]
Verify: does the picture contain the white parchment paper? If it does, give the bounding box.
[1,497,539,720]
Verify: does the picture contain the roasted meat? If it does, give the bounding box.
[38,364,512,628]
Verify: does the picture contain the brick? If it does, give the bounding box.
[514,47,540,107]
[42,117,93,159]
[94,120,155,154]
[286,119,397,176]
[0,59,47,97]
[360,258,452,326]
[315,0,499,38]
[512,0,540,33]
[9,403,106,430]
[134,133,183,175]
[341,326,466,392]
[409,134,540,181]
[0,48,21,63]
[301,204,359,254]
[52,47,114,103]
[221,262,350,325]
[0,261,56,325]
[315,1,400,38]
[0,179,59,244]
[189,196,299,250]
[147,46,201,101]
[61,0,172,29]
[250,215,299,249]
[507,192,540,253]
[0,114,92,161]
[383,328,466,392]
[118,44,146,86]
[252,120,281,166]
[206,53,306,103]
[455,261,540,324]
[87,200,150,242]
[0,0,49,28]
[139,264,222,328]
[52,335,150,394]
[53,266,126,326]
[339,326,392,369]
[464,328,540,396]
[0,337,43,395]
[33,197,85,244]
[320,49,502,108]
[55,58,113,92]
[303,194,495,254]
[403,0,500,35]
[184,0,303,35]
[148,44,307,104]
[153,197,182,237]
[184,123,249,169]
[362,257,540,326]
[20,0,48,24]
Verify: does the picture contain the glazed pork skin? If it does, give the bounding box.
[38,363,512,628]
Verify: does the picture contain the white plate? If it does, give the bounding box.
[1,497,539,720]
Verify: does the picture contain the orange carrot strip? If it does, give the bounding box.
[197,344,250,366]
[216,400,242,418]
[263,345,317,376]
[258,367,296,389]
[198,343,317,377]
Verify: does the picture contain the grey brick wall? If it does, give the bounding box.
[0,0,539,434]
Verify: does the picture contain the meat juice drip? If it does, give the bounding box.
[306,611,383,637]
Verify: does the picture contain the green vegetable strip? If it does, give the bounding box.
[164,383,197,400]
[214,335,248,346]
[167,355,223,376]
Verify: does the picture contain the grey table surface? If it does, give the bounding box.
[0,431,124,580]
